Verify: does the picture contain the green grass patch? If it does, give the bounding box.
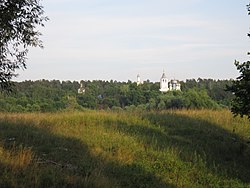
[0,110,249,187]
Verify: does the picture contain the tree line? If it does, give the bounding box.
[0,79,234,112]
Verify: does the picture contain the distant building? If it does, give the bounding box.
[159,71,169,92]
[159,71,181,92]
[136,74,143,86]
[169,79,181,91]
[78,81,85,94]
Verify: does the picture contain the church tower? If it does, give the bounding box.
[159,70,169,92]
[137,74,143,85]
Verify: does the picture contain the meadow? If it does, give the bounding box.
[0,109,249,187]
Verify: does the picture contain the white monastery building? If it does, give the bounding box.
[159,71,181,92]
[136,74,144,86]
[136,71,181,92]
[78,71,181,94]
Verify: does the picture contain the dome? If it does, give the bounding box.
[172,80,177,84]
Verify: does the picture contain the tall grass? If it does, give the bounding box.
[0,109,249,187]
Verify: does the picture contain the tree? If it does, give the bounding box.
[0,0,48,90]
[227,4,250,118]
[228,61,250,118]
[184,89,219,109]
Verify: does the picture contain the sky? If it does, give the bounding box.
[15,0,250,82]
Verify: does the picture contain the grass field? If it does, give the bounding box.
[0,109,249,187]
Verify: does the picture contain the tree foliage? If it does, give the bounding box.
[228,61,250,118]
[227,3,250,118]
[0,79,234,112]
[0,0,48,90]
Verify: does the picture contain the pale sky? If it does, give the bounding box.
[15,0,250,82]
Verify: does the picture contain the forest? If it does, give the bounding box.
[0,79,234,112]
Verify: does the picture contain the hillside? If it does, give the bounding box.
[0,110,249,187]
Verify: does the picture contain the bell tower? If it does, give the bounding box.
[137,74,142,86]
[159,70,169,92]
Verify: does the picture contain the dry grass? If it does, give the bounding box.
[0,145,34,169]
[0,109,249,187]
